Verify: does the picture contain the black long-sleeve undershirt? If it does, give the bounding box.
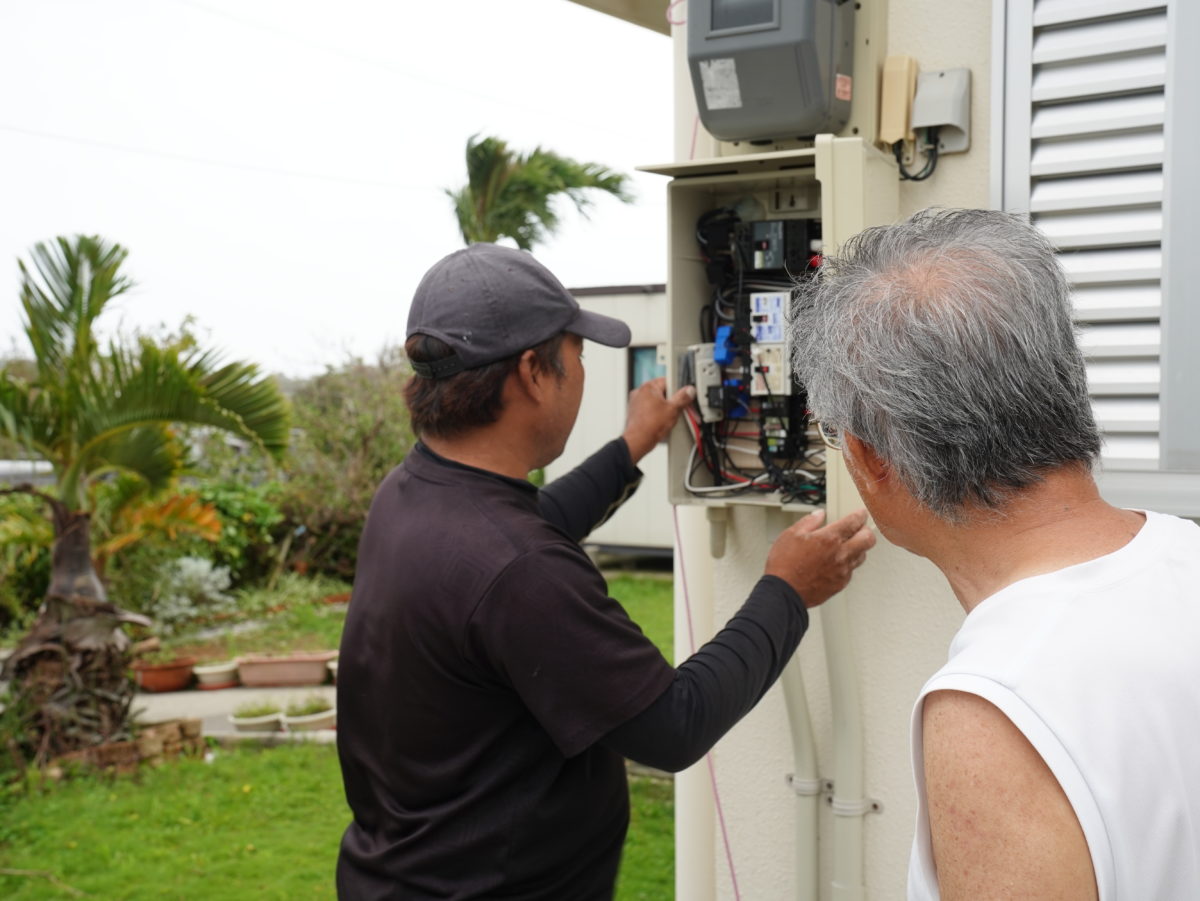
[538,438,641,543]
[536,439,809,773]
[601,575,808,773]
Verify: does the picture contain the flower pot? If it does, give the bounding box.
[236,651,338,687]
[283,707,336,732]
[229,712,283,733]
[194,660,239,691]
[327,660,338,684]
[131,658,196,693]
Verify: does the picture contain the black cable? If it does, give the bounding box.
[893,127,941,182]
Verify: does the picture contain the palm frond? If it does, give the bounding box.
[446,134,632,251]
[63,341,288,496]
[18,236,132,383]
[83,425,181,495]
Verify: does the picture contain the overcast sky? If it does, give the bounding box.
[0,0,674,377]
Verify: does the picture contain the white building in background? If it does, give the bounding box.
[546,285,673,555]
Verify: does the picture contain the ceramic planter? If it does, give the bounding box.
[236,651,338,687]
[228,711,284,733]
[327,660,338,684]
[194,660,239,691]
[283,707,336,732]
[131,657,195,693]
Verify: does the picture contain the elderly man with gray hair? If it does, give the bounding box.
[792,208,1200,900]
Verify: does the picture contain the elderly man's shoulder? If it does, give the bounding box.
[922,690,1099,899]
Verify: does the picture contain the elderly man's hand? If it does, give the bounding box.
[621,377,695,464]
[764,509,876,608]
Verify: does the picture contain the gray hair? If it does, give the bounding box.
[791,208,1100,521]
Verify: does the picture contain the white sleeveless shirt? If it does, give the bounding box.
[908,510,1200,901]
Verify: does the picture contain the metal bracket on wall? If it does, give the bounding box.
[823,779,883,816]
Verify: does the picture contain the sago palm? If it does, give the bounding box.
[446,134,632,251]
[0,234,289,764]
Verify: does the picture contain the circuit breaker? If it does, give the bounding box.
[640,136,899,510]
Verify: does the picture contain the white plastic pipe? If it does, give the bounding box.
[673,504,716,901]
[822,594,867,901]
[780,655,821,901]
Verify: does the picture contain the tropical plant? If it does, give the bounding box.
[446,134,632,251]
[0,234,290,769]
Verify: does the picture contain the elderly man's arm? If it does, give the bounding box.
[923,690,1098,901]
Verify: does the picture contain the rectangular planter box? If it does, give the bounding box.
[236,651,338,687]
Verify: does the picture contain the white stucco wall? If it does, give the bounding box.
[667,2,994,899]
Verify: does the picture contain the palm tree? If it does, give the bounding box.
[0,235,289,766]
[446,134,632,251]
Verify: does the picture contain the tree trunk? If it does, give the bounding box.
[48,509,107,603]
[1,498,147,772]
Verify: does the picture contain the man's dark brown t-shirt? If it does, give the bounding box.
[336,440,675,900]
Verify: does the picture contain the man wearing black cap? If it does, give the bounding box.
[335,243,875,900]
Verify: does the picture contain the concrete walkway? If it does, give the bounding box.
[134,683,336,739]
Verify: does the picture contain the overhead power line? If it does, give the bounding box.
[0,123,427,191]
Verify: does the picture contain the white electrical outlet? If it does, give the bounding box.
[750,343,789,397]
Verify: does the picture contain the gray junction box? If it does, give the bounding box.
[688,0,855,143]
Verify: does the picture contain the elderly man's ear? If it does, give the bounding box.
[842,432,890,495]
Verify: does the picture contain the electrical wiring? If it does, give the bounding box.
[685,205,827,505]
[893,127,941,182]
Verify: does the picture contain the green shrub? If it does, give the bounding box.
[194,480,285,586]
[277,347,415,579]
[0,493,52,627]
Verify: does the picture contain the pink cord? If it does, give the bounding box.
[672,505,743,901]
[666,0,687,27]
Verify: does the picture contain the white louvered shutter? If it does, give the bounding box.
[1004,0,1169,471]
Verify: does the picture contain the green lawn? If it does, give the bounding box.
[0,573,676,899]
[0,744,672,900]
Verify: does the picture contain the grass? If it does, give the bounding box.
[0,573,676,898]
[0,744,672,900]
[0,743,346,900]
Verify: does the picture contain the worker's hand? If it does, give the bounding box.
[622,377,695,464]
[764,509,875,608]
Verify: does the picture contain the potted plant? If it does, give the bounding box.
[229,699,283,732]
[193,659,239,691]
[130,650,196,693]
[283,693,336,732]
[236,650,338,687]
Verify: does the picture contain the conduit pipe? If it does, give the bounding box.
[822,593,869,901]
[780,655,821,901]
[673,504,716,901]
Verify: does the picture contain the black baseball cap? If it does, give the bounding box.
[406,244,632,379]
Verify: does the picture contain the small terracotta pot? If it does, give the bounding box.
[131,658,196,693]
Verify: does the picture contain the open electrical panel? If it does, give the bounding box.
[642,137,899,511]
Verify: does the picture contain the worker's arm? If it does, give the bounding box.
[538,378,693,540]
[922,690,1098,901]
[603,510,874,772]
